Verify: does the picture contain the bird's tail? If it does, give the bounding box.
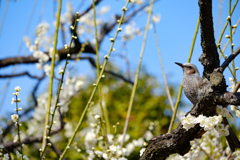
[224,117,240,152]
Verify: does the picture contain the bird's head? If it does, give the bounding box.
[175,62,200,76]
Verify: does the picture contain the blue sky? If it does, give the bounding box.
[0,0,240,119]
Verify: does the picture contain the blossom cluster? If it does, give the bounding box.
[181,114,222,131]
[167,128,240,160]
[23,21,55,75]
[181,104,233,137]
[81,112,152,159]
[69,99,154,160]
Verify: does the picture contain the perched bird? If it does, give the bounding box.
[176,62,240,152]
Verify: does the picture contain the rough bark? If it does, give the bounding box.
[198,0,220,79]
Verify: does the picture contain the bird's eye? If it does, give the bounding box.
[186,66,193,69]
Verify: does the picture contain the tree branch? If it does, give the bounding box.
[1,125,64,153]
[140,98,216,160]
[221,47,240,71]
[0,72,45,79]
[49,140,66,160]
[2,136,42,152]
[0,45,96,68]
[69,56,134,84]
[198,0,220,79]
[219,92,240,105]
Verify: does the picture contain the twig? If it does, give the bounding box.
[152,21,180,121]
[221,47,240,71]
[49,140,66,160]
[232,82,240,93]
[92,0,110,147]
[0,72,45,79]
[228,0,237,83]
[121,0,154,148]
[1,125,64,153]
[41,0,62,157]
[77,0,102,19]
[59,1,130,159]
[217,0,239,45]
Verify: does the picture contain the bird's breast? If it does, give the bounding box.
[182,75,202,104]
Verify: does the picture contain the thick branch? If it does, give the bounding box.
[0,45,95,68]
[140,98,216,160]
[221,47,240,71]
[198,0,220,78]
[219,92,240,105]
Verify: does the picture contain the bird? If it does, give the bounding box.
[175,62,240,152]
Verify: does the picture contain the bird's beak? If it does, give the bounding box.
[175,62,183,68]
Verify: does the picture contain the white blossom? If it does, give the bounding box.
[23,36,31,47]
[94,115,100,120]
[11,98,15,104]
[236,110,240,118]
[40,53,49,63]
[102,153,108,159]
[107,134,114,144]
[132,138,144,147]
[76,80,83,89]
[144,130,153,141]
[64,123,73,138]
[109,145,117,152]
[3,154,9,160]
[11,114,19,122]
[13,135,19,142]
[231,105,237,111]
[43,64,51,75]
[152,14,161,23]
[181,114,196,131]
[216,105,223,115]
[125,143,135,156]
[95,150,103,156]
[99,6,110,15]
[122,22,142,41]
[229,77,235,92]
[35,21,49,36]
[222,108,229,117]
[140,148,146,156]
[29,45,36,52]
[36,63,43,69]
[15,86,21,92]
[33,50,43,59]
[217,125,230,136]
[84,130,97,150]
[118,134,130,143]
